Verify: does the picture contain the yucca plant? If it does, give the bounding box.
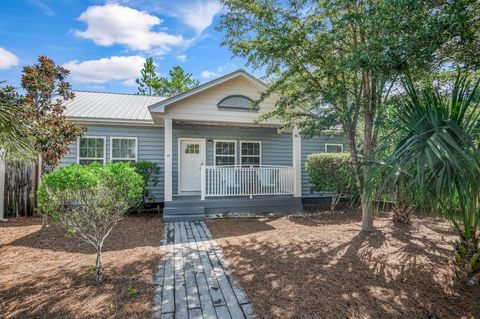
[370,72,480,285]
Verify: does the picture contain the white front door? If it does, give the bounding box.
[179,139,205,193]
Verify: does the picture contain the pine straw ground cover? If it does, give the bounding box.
[208,206,480,319]
[0,214,163,319]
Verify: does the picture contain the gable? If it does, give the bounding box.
[149,71,280,126]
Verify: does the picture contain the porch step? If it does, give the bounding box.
[163,206,205,222]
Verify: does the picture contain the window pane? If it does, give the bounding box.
[241,142,260,156]
[326,144,343,153]
[216,142,235,155]
[185,143,200,154]
[112,138,136,159]
[79,138,104,161]
[216,156,235,166]
[242,156,260,166]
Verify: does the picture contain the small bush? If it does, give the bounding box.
[305,153,355,210]
[37,162,143,283]
[129,161,160,210]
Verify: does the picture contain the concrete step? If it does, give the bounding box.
[163,214,205,222]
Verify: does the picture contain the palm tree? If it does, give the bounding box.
[0,84,34,160]
[370,72,480,285]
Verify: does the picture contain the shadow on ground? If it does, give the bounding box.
[3,214,161,253]
[209,209,480,319]
[0,214,163,319]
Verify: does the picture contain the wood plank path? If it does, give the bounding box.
[153,221,257,319]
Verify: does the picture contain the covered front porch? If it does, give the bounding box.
[162,120,303,221]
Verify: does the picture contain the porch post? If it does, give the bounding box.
[200,164,206,200]
[292,126,302,197]
[164,118,173,202]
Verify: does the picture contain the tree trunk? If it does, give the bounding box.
[32,159,38,212]
[39,214,48,236]
[95,247,103,283]
[392,201,413,223]
[330,192,341,211]
[361,189,373,231]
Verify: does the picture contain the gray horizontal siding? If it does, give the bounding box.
[301,134,347,196]
[58,122,348,203]
[172,124,292,195]
[59,124,164,202]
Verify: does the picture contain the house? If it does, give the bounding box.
[60,70,345,221]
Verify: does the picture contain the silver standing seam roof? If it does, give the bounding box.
[64,91,166,122]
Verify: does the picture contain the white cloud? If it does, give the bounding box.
[176,54,187,62]
[0,48,19,70]
[122,78,138,87]
[170,0,222,34]
[28,0,55,16]
[201,63,239,79]
[74,3,188,55]
[201,70,219,79]
[63,56,145,83]
[119,0,222,34]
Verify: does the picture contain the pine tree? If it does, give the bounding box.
[136,58,162,95]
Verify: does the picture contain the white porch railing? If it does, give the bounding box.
[201,165,294,199]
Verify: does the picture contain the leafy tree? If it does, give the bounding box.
[136,58,199,97]
[162,66,199,97]
[0,84,34,161]
[37,163,143,283]
[218,0,476,231]
[136,57,163,95]
[305,153,356,211]
[370,73,480,285]
[21,56,85,231]
[21,56,85,173]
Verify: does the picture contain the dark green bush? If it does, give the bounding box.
[128,160,161,208]
[305,153,355,210]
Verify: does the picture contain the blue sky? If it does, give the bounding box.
[0,0,252,93]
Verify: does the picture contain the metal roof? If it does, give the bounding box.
[64,91,166,122]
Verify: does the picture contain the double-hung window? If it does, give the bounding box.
[240,141,261,166]
[214,140,236,166]
[325,143,344,153]
[78,136,106,165]
[111,137,137,162]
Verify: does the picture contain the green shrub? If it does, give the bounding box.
[305,153,355,210]
[37,162,143,283]
[128,161,161,209]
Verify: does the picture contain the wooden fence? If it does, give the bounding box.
[4,161,34,218]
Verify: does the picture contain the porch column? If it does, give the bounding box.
[292,126,302,197]
[164,118,173,202]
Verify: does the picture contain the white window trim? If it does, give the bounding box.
[240,141,262,166]
[77,136,107,164]
[325,143,344,153]
[110,137,138,162]
[213,140,237,167]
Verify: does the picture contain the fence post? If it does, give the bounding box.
[200,163,206,200]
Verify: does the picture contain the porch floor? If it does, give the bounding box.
[153,221,256,319]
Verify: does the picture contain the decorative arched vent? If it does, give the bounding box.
[217,95,258,111]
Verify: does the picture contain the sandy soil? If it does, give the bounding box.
[0,214,163,319]
[208,207,480,319]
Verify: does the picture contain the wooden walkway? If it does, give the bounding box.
[153,221,257,319]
